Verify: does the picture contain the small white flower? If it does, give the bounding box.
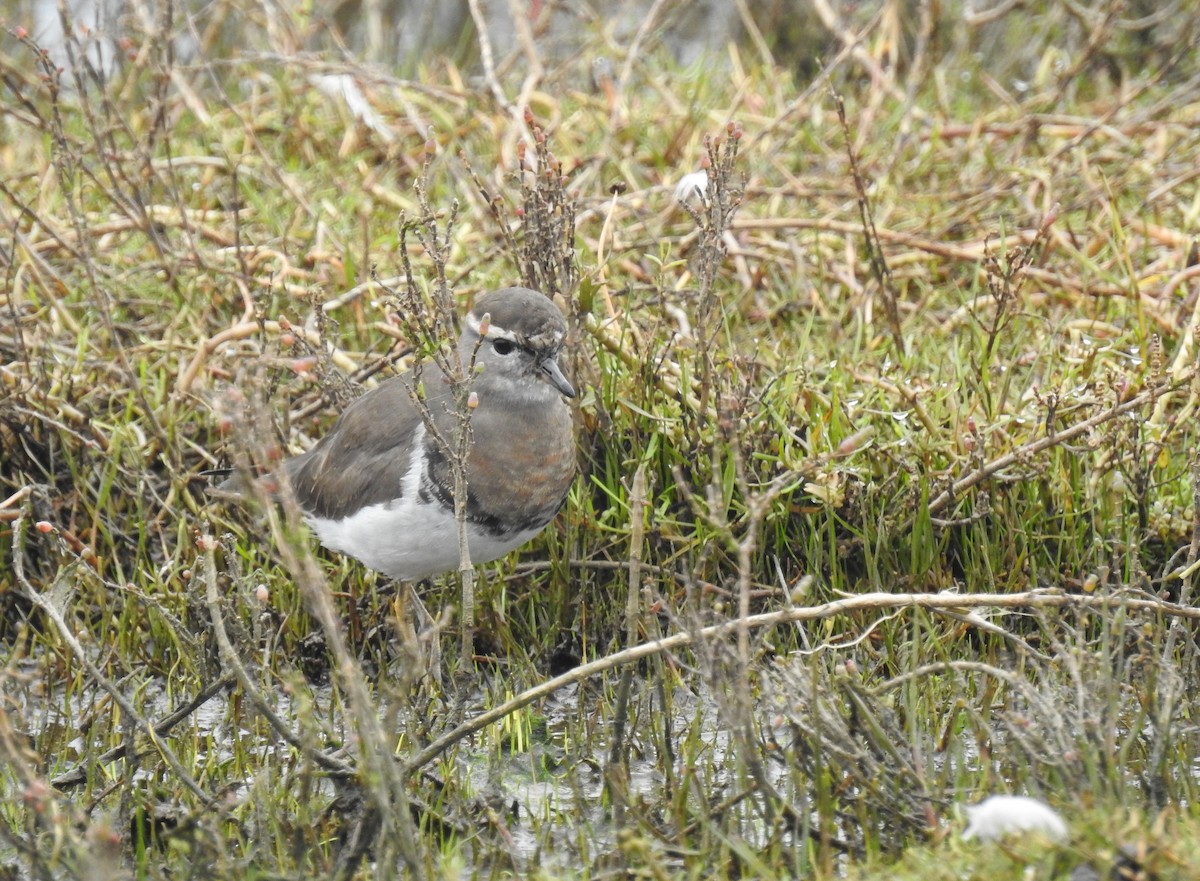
[674,170,708,207]
[961,795,1068,843]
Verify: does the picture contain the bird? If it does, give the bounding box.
[230,286,577,584]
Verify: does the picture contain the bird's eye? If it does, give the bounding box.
[492,339,516,355]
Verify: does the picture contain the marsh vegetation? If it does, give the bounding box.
[2,2,1200,878]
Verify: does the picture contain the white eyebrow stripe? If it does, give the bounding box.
[465,312,519,342]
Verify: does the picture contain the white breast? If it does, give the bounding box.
[303,426,544,581]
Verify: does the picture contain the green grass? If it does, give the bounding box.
[4,2,1200,878]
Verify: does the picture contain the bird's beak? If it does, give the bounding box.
[541,358,576,398]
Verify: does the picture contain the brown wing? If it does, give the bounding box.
[286,371,452,520]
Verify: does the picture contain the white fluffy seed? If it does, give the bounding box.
[961,795,1068,843]
[673,170,708,207]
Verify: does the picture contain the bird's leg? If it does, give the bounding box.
[390,583,445,690]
